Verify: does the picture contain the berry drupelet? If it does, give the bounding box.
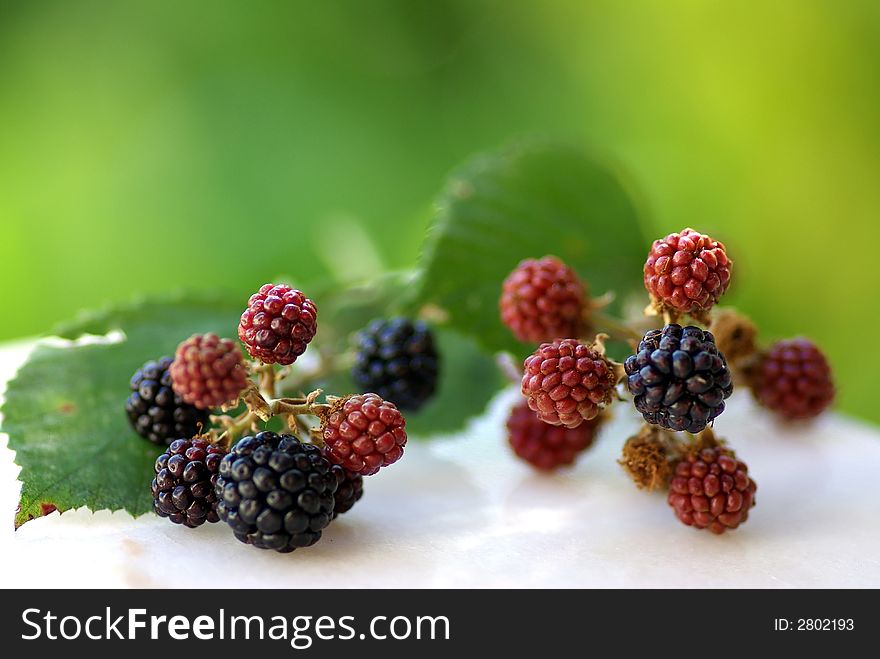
[170,333,248,410]
[521,339,617,429]
[330,464,364,517]
[216,432,337,553]
[322,393,407,476]
[352,318,439,412]
[668,447,757,534]
[625,324,733,433]
[644,228,731,315]
[152,437,226,527]
[126,357,209,445]
[500,256,587,343]
[238,284,317,366]
[507,401,601,470]
[755,338,834,420]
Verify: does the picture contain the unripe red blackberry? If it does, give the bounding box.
[507,401,601,470]
[126,357,209,445]
[521,339,617,429]
[170,333,248,410]
[322,393,407,476]
[330,464,364,517]
[625,324,732,433]
[152,437,226,528]
[500,256,586,343]
[216,432,337,552]
[668,447,756,534]
[238,284,317,365]
[755,338,834,420]
[644,228,731,315]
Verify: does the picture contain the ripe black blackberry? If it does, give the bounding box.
[126,357,209,445]
[152,437,226,527]
[216,432,337,553]
[330,464,364,517]
[625,324,733,433]
[352,318,439,411]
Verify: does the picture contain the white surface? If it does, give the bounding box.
[1,339,879,589]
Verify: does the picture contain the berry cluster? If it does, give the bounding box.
[351,318,439,411]
[238,283,317,366]
[216,433,336,552]
[507,401,601,470]
[322,393,407,476]
[521,338,616,428]
[625,324,732,433]
[500,256,586,343]
[754,338,834,420]
[126,283,413,553]
[644,228,731,316]
[499,225,834,535]
[171,333,249,410]
[668,446,756,534]
[126,357,208,445]
[152,437,225,527]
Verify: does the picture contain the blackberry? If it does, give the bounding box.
[170,333,249,410]
[668,446,757,534]
[755,338,834,419]
[521,338,617,428]
[644,228,731,316]
[216,432,336,552]
[330,464,364,517]
[238,283,317,365]
[322,393,407,476]
[500,255,587,343]
[625,324,733,433]
[352,318,439,411]
[126,357,209,445]
[152,437,226,527]
[507,401,601,470]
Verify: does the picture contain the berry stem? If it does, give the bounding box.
[277,348,353,398]
[253,362,278,400]
[211,410,260,449]
[591,310,644,343]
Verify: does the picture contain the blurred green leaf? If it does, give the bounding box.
[413,140,649,356]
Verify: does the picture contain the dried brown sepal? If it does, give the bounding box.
[619,424,682,491]
[240,382,272,422]
[710,308,758,365]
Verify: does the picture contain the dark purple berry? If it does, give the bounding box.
[126,357,209,445]
[151,438,226,528]
[215,432,337,552]
[352,318,439,411]
[625,324,733,433]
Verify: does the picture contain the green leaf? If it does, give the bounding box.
[3,293,243,526]
[3,278,506,526]
[413,139,650,356]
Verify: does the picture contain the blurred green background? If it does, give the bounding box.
[1,0,877,423]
